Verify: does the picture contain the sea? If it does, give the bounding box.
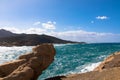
[0,43,120,80]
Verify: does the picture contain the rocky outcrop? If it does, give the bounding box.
[46,51,120,80]
[46,67,120,80]
[0,44,56,80]
[94,52,120,71]
[0,59,26,77]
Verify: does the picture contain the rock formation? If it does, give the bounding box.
[94,52,120,71]
[45,52,120,80]
[0,44,56,80]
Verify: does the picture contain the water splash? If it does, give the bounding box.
[0,46,33,64]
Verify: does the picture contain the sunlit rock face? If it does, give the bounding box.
[0,44,56,80]
[94,52,120,71]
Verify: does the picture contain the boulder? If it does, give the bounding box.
[0,44,56,80]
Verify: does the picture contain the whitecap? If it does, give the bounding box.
[0,46,33,64]
[66,62,101,75]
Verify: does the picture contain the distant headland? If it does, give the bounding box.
[0,29,85,46]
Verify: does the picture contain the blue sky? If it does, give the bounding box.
[0,0,120,43]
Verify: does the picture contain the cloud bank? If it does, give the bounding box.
[0,27,120,43]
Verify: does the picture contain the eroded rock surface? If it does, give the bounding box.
[0,44,55,80]
[94,52,120,71]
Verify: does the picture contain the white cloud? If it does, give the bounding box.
[33,21,41,25]
[0,27,23,33]
[96,16,108,20]
[1,27,120,43]
[49,30,119,43]
[25,28,46,34]
[0,21,56,34]
[0,27,46,34]
[32,21,56,30]
[42,21,56,30]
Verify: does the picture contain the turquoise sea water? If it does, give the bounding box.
[38,43,120,80]
[0,43,120,80]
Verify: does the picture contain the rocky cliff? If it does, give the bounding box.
[0,44,56,80]
[46,52,120,80]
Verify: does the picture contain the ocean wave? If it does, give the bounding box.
[80,62,101,73]
[0,46,33,64]
[66,62,101,75]
[54,43,77,47]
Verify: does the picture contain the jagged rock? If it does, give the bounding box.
[0,44,56,80]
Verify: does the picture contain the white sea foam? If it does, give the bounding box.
[0,46,33,64]
[54,44,67,47]
[54,43,76,47]
[80,62,101,73]
[66,62,101,75]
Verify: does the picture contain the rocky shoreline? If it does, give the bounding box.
[46,51,120,80]
[0,44,56,80]
[0,44,120,80]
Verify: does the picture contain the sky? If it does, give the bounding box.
[0,0,120,43]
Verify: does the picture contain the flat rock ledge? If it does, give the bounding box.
[46,52,120,80]
[0,44,56,80]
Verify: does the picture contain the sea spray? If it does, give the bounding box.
[0,46,32,64]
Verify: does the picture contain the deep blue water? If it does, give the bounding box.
[38,43,120,80]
